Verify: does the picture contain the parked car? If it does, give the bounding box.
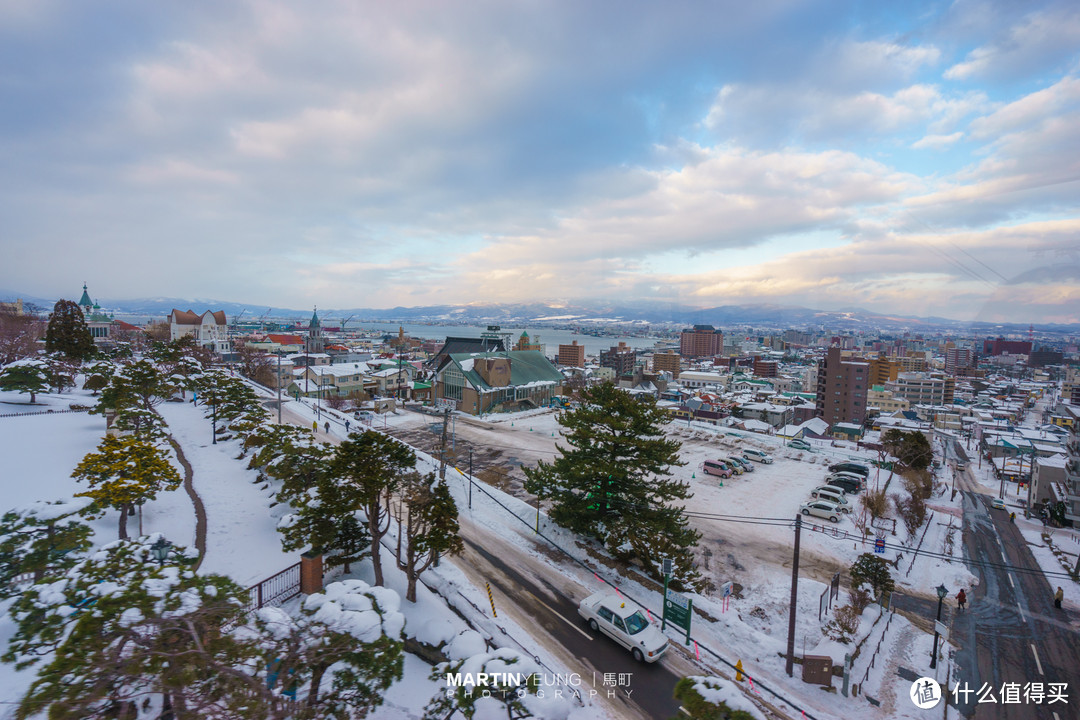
[788,438,812,451]
[728,456,754,473]
[742,449,774,464]
[991,497,1006,511]
[578,593,669,663]
[955,461,968,472]
[724,460,744,475]
[830,471,866,485]
[809,486,852,511]
[800,500,843,523]
[827,475,863,494]
[703,460,733,479]
[828,462,870,477]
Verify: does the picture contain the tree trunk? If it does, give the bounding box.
[307,663,328,708]
[118,502,130,540]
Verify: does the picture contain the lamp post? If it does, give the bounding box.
[930,583,948,669]
[150,536,171,567]
[210,391,217,445]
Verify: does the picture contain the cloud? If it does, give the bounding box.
[911,132,964,150]
[944,5,1080,82]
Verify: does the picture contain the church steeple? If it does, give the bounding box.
[78,283,93,309]
[306,307,324,354]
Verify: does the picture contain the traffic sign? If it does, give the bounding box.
[875,536,886,554]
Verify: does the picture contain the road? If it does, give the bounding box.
[262,398,691,719]
[947,437,1080,720]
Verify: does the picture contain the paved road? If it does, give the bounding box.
[464,537,684,720]
[262,397,687,720]
[947,440,1080,720]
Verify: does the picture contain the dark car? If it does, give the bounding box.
[828,462,870,477]
[827,474,863,493]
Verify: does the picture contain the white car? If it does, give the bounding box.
[742,449,774,464]
[990,497,1006,511]
[809,486,852,511]
[800,500,843,523]
[578,593,668,663]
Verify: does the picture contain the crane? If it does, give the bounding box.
[258,308,272,333]
[340,315,355,332]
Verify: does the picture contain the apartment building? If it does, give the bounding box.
[600,342,637,377]
[679,325,724,358]
[652,350,681,378]
[814,346,869,425]
[885,372,955,406]
[557,340,586,368]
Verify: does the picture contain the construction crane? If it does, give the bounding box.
[229,309,247,337]
[340,315,355,332]
[258,308,272,333]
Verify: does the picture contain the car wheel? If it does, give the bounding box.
[829,516,838,523]
[801,509,810,515]
[632,648,644,663]
[588,619,598,632]
[811,492,818,498]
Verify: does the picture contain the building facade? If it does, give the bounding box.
[814,346,869,426]
[557,340,586,368]
[885,372,955,406]
[679,325,724,358]
[168,308,229,353]
[599,342,636,377]
[652,350,681,378]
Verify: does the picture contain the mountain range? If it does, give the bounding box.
[3,291,1075,335]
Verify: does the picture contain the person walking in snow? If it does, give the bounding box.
[312,420,318,433]
[324,421,330,434]
[1055,587,1064,609]
[345,419,351,433]
[956,589,966,612]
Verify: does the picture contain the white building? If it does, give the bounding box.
[168,309,229,353]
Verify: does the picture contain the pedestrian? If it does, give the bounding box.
[957,589,966,612]
[345,420,350,433]
[312,420,318,433]
[324,421,330,434]
[1010,512,1016,523]
[1055,587,1063,609]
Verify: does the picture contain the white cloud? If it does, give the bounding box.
[945,6,1080,81]
[911,132,963,150]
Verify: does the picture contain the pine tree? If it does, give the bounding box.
[248,579,405,716]
[849,553,895,600]
[331,431,417,587]
[5,536,282,719]
[0,500,93,596]
[0,360,51,403]
[395,472,463,602]
[882,428,933,471]
[44,299,95,361]
[523,382,702,589]
[72,435,182,539]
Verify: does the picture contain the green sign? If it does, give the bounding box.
[663,587,692,643]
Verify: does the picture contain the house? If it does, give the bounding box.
[436,351,562,415]
[290,363,373,398]
[168,309,229,353]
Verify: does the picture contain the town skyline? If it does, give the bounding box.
[2,1,1079,323]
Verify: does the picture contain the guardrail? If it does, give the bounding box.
[0,406,91,419]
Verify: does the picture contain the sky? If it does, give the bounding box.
[1,0,1079,324]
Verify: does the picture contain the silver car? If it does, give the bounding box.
[800,499,843,523]
[809,486,851,512]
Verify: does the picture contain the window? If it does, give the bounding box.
[598,607,613,622]
[613,616,627,633]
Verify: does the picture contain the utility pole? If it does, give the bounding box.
[468,448,474,510]
[276,353,282,424]
[439,406,451,481]
[786,513,802,677]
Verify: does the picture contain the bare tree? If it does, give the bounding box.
[0,309,44,364]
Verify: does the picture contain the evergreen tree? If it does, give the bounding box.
[82,361,114,395]
[0,360,51,403]
[331,431,417,587]
[0,499,93,596]
[882,429,934,471]
[72,435,182,539]
[90,360,173,442]
[4,536,280,719]
[423,648,572,720]
[523,382,701,589]
[44,299,95,361]
[248,579,405,716]
[849,553,895,600]
[672,676,757,719]
[41,353,79,393]
[395,472,463,602]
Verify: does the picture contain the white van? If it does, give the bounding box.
[742,449,774,464]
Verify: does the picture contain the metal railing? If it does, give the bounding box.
[239,561,302,615]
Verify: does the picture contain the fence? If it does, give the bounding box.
[0,407,91,419]
[858,609,896,688]
[239,562,302,615]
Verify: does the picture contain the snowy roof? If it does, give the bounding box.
[445,350,562,391]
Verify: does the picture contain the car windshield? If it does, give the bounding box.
[624,611,649,635]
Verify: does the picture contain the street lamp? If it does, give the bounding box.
[150,536,171,567]
[210,391,217,445]
[930,583,948,669]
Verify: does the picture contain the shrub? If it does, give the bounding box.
[823,605,860,644]
[860,489,889,520]
[895,494,927,535]
[848,587,872,614]
[849,553,895,599]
